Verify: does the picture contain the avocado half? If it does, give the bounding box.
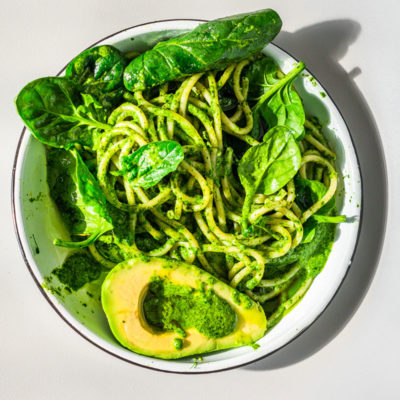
[101,257,267,359]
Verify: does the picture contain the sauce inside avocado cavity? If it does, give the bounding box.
[143,277,237,339]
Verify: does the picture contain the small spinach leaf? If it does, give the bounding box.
[294,177,345,243]
[245,57,281,100]
[301,219,318,244]
[66,45,127,109]
[260,79,305,140]
[249,111,264,142]
[120,141,184,188]
[47,147,113,248]
[238,126,301,233]
[258,127,302,194]
[15,77,110,149]
[246,58,305,140]
[294,177,335,214]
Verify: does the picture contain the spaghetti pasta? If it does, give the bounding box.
[89,59,339,316]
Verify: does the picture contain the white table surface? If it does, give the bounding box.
[1,0,399,398]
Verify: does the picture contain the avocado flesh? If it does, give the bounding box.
[101,257,267,359]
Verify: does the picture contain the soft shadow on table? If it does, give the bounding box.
[246,20,387,371]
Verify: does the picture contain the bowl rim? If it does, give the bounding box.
[11,18,364,374]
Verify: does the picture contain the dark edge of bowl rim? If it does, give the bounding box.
[11,18,367,375]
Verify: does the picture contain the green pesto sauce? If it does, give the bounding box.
[264,222,335,279]
[52,252,104,291]
[94,235,125,263]
[173,338,183,350]
[232,290,241,305]
[261,222,335,325]
[135,233,161,252]
[143,277,237,339]
[232,290,253,309]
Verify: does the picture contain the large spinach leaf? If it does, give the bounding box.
[47,147,113,248]
[66,45,127,109]
[16,77,110,149]
[238,126,301,233]
[124,9,282,91]
[246,58,305,140]
[120,141,184,188]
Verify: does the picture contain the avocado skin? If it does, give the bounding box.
[101,257,267,359]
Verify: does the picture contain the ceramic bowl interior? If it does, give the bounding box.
[13,20,362,373]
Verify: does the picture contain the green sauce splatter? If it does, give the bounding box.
[251,343,260,350]
[191,356,203,368]
[28,192,44,203]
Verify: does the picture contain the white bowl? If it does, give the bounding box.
[12,19,362,373]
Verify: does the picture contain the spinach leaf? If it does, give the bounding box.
[47,147,113,248]
[260,79,305,140]
[124,9,282,91]
[246,58,305,140]
[294,177,345,243]
[250,111,263,141]
[301,219,319,244]
[294,177,335,214]
[120,141,184,188]
[245,57,280,100]
[15,77,110,149]
[258,127,301,193]
[238,126,301,233]
[66,45,127,109]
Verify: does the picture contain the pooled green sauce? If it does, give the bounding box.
[143,277,237,339]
